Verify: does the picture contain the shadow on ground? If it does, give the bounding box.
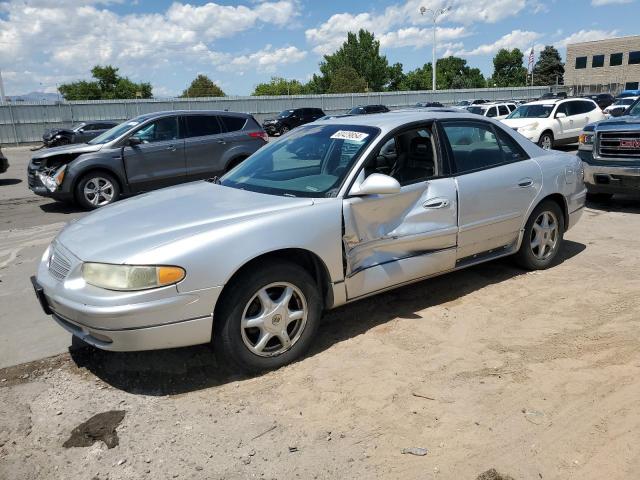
[0,178,22,186]
[70,240,586,396]
[39,200,85,214]
[586,195,640,214]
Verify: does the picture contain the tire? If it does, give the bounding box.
[213,260,322,373]
[226,156,247,172]
[586,192,613,203]
[280,125,290,135]
[515,200,565,270]
[74,171,120,210]
[537,131,554,150]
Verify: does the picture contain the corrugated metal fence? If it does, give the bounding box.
[0,86,556,144]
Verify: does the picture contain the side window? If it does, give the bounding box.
[220,116,247,132]
[486,107,497,118]
[83,124,99,131]
[498,105,509,116]
[582,101,597,113]
[132,117,179,143]
[364,127,437,186]
[442,122,505,174]
[185,115,222,138]
[566,101,583,117]
[555,103,569,117]
[494,127,529,162]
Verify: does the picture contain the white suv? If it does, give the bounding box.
[466,102,517,120]
[502,98,605,149]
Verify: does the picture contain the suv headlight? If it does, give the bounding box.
[38,164,66,192]
[579,133,594,145]
[82,263,185,291]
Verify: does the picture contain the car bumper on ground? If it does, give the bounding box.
[33,242,222,352]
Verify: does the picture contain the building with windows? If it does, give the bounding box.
[565,35,640,94]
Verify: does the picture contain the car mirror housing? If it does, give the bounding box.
[350,173,401,196]
[127,136,142,147]
[555,112,567,119]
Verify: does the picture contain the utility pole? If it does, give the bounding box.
[0,69,6,104]
[419,5,450,91]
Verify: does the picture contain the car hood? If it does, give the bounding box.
[33,142,103,159]
[588,115,640,131]
[501,118,545,128]
[56,181,315,263]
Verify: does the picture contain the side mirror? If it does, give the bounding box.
[127,136,142,147]
[77,128,85,133]
[350,173,401,196]
[555,112,567,119]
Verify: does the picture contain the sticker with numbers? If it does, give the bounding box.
[330,130,369,141]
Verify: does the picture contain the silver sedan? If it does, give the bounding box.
[33,110,586,372]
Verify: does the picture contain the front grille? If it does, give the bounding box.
[597,131,640,158]
[48,247,71,281]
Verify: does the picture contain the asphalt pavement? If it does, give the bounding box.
[0,142,580,368]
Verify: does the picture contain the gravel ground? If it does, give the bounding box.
[1,184,639,479]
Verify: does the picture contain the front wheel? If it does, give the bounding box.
[515,201,564,270]
[213,260,321,373]
[75,172,120,210]
[279,125,290,135]
[537,132,554,150]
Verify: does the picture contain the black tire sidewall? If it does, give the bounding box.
[214,261,322,373]
[517,201,565,270]
[75,172,120,210]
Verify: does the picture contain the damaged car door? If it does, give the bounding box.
[343,124,458,300]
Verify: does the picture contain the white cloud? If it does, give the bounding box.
[219,45,307,73]
[591,0,632,5]
[379,26,469,49]
[0,0,301,94]
[456,30,542,56]
[555,29,619,47]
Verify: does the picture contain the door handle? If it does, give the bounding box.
[423,198,450,209]
[518,178,534,188]
[166,145,176,152]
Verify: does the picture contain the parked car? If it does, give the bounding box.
[538,92,567,101]
[578,97,640,201]
[454,99,487,108]
[28,110,267,209]
[466,102,517,120]
[42,121,119,148]
[582,93,615,110]
[603,96,638,117]
[0,145,8,174]
[348,105,389,115]
[262,108,325,136]
[415,102,444,108]
[502,98,606,149]
[617,89,640,98]
[33,110,585,372]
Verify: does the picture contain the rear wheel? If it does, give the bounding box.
[279,125,290,135]
[515,201,564,270]
[75,171,120,210]
[538,131,554,150]
[213,260,321,373]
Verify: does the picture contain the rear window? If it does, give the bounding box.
[221,116,247,132]
[185,115,222,137]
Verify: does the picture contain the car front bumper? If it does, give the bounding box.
[579,150,640,194]
[34,242,222,351]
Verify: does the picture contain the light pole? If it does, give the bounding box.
[419,5,450,91]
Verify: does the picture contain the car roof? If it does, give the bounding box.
[135,110,252,121]
[314,109,488,130]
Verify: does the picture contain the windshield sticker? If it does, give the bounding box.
[330,130,369,142]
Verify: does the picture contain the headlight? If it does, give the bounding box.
[579,133,594,145]
[82,263,185,291]
[37,164,66,192]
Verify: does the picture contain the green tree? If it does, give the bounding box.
[399,56,485,90]
[399,63,432,91]
[320,30,390,92]
[491,48,527,87]
[252,77,305,96]
[302,74,326,94]
[58,65,152,100]
[532,46,564,86]
[181,74,225,97]
[327,66,368,93]
[387,62,407,91]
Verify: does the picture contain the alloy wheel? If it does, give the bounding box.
[540,134,552,150]
[83,177,115,207]
[530,211,559,260]
[240,282,308,357]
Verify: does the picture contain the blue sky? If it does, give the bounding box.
[0,0,637,96]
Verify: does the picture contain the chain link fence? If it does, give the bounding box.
[0,85,558,144]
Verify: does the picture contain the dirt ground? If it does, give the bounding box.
[1,197,640,480]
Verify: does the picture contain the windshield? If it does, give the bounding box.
[467,106,485,115]
[277,110,294,119]
[627,100,640,116]
[88,119,141,144]
[613,98,635,106]
[506,104,554,119]
[349,107,366,114]
[72,122,86,131]
[221,124,379,198]
[456,100,470,106]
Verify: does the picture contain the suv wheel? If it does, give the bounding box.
[515,200,564,270]
[75,172,120,210]
[214,260,321,373]
[538,131,554,150]
[279,125,290,135]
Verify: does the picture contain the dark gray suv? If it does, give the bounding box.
[28,110,268,209]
